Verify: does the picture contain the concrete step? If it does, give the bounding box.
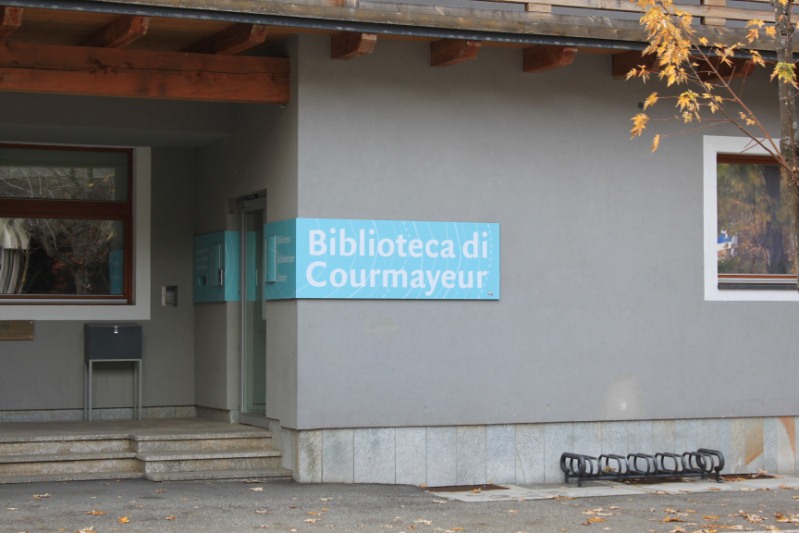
[0,452,139,476]
[140,449,283,475]
[0,421,288,484]
[132,433,273,453]
[0,436,131,456]
[146,468,293,482]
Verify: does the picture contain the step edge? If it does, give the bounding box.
[138,450,281,461]
[0,451,138,463]
[0,471,144,484]
[145,469,293,482]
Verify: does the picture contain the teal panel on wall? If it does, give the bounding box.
[193,231,241,302]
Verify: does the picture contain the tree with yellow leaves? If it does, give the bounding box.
[628,0,799,286]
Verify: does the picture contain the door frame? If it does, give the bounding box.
[237,192,269,428]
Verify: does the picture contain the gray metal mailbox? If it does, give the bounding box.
[84,323,142,360]
[83,323,143,421]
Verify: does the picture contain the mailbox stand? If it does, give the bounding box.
[83,323,143,422]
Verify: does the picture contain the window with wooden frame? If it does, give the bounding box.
[0,144,133,303]
[715,153,796,290]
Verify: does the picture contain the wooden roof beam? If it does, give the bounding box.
[331,32,377,60]
[81,15,150,48]
[0,7,23,42]
[182,23,268,55]
[612,50,754,83]
[431,39,480,67]
[523,45,576,73]
[0,42,289,104]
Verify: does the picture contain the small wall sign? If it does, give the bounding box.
[0,320,34,340]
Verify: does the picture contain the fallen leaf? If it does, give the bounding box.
[250,487,264,492]
[581,517,606,525]
[702,515,719,521]
[85,510,106,516]
[304,518,319,523]
[165,516,176,521]
[414,519,433,525]
[118,516,130,524]
[776,512,799,523]
[661,517,685,523]
[737,510,765,523]
[255,510,268,515]
[33,493,51,499]
[76,528,96,533]
[583,508,613,517]
[470,488,481,494]
[320,497,333,502]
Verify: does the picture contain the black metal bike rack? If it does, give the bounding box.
[560,448,725,487]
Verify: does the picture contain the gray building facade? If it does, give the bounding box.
[0,0,795,485]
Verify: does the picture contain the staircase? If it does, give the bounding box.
[0,419,293,484]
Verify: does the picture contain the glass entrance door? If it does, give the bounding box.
[240,198,266,419]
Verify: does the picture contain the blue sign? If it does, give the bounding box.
[265,218,499,300]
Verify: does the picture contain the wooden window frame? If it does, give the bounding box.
[0,144,134,303]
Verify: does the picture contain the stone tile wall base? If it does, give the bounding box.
[291,417,799,485]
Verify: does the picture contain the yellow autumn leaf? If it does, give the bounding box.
[630,113,649,138]
[698,37,709,46]
[118,516,130,524]
[651,134,661,152]
[643,92,659,110]
[662,516,685,523]
[771,61,798,87]
[747,19,765,28]
[85,510,106,516]
[676,90,697,110]
[766,26,777,38]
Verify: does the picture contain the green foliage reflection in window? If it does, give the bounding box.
[717,156,797,279]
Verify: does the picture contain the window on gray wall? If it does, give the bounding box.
[716,154,797,289]
[0,144,133,302]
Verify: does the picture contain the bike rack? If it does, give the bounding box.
[560,448,724,487]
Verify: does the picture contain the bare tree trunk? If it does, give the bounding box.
[773,0,799,287]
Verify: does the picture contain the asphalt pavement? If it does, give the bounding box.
[3,476,799,533]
